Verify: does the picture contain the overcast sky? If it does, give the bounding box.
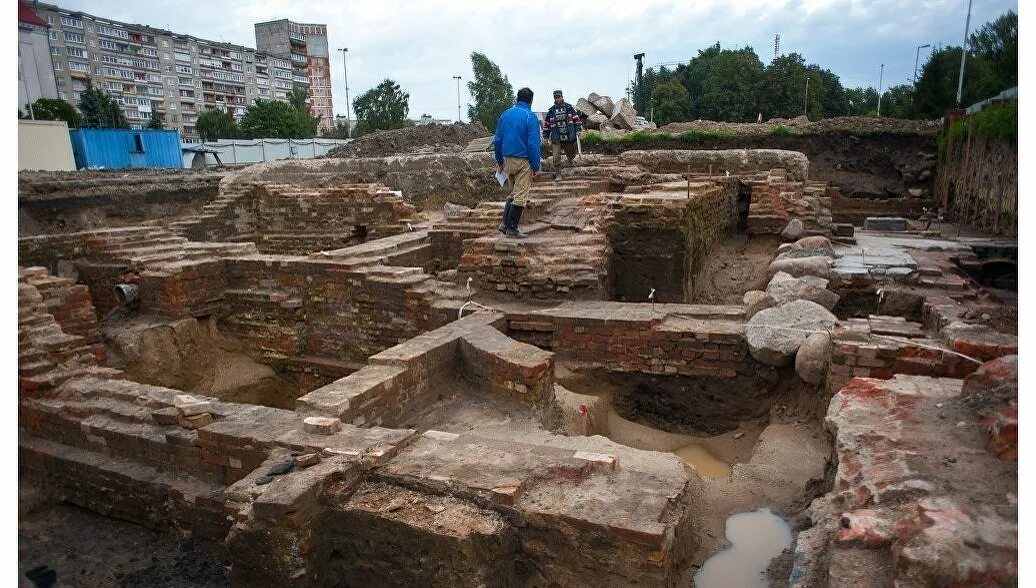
[50,0,1018,120]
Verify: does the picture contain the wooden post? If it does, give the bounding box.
[687,165,691,199]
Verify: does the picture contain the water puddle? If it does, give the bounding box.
[605,406,732,478]
[695,508,792,588]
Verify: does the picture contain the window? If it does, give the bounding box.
[49,31,57,41]
[99,40,118,51]
[53,62,62,71]
[175,65,192,74]
[141,48,157,57]
[66,47,87,58]
[58,91,69,100]
[61,16,83,28]
[69,62,90,73]
[178,76,193,85]
[51,47,61,56]
[72,80,87,91]
[64,32,84,44]
[89,40,95,48]
[46,15,54,25]
[161,40,168,47]
[169,103,177,111]
[97,25,128,39]
[148,74,162,82]
[106,81,122,91]
[100,55,119,64]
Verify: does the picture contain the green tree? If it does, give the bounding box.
[146,110,165,130]
[467,52,513,131]
[845,87,879,116]
[757,53,812,119]
[913,46,999,118]
[288,86,310,113]
[969,10,1017,89]
[649,79,691,126]
[352,79,411,136]
[321,119,352,139]
[815,68,849,118]
[879,84,915,118]
[25,98,81,128]
[77,80,127,128]
[695,46,765,121]
[239,98,319,139]
[195,107,240,141]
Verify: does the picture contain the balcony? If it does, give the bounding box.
[293,75,309,85]
[289,31,306,45]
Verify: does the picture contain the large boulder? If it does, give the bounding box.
[780,218,805,241]
[768,255,835,281]
[591,94,616,117]
[745,300,838,366]
[576,97,599,118]
[609,98,637,130]
[794,235,834,254]
[795,332,832,384]
[744,290,777,319]
[766,271,840,310]
[586,113,609,130]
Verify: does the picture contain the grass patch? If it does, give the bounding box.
[938,99,1016,156]
[770,125,795,136]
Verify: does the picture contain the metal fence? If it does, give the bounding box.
[180,138,351,166]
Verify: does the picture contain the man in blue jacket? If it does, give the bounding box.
[493,87,541,239]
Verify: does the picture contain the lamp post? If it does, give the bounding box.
[337,48,351,136]
[876,63,885,117]
[452,75,462,123]
[804,76,810,117]
[955,0,974,106]
[913,44,931,86]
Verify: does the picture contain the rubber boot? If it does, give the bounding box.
[505,204,527,239]
[498,198,512,234]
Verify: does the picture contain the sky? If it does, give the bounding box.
[47,0,1018,121]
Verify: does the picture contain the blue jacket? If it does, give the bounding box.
[493,101,542,172]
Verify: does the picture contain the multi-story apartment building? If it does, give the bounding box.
[33,2,320,140]
[18,1,58,108]
[254,19,333,133]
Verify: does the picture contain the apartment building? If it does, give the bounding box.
[18,1,58,108]
[255,19,334,133]
[34,3,311,140]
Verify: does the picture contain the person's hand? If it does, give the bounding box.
[495,163,503,173]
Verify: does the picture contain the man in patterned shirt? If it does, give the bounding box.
[542,90,583,181]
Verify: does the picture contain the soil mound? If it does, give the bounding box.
[327,122,490,158]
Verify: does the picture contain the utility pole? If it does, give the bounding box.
[876,63,885,117]
[804,76,809,117]
[452,75,462,123]
[914,43,931,86]
[955,0,974,106]
[337,48,351,136]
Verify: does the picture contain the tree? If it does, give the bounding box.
[321,119,352,139]
[25,98,81,128]
[467,52,513,131]
[351,79,411,136]
[757,53,812,120]
[879,85,915,118]
[649,80,691,126]
[815,68,849,118]
[288,86,310,113]
[913,46,999,118]
[239,99,319,139]
[969,10,1017,89]
[146,110,165,130]
[195,107,240,141]
[845,87,879,116]
[77,80,127,128]
[694,46,765,121]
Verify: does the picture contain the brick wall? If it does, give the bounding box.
[506,302,749,378]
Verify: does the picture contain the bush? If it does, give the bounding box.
[771,125,795,136]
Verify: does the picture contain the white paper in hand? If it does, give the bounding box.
[495,170,508,187]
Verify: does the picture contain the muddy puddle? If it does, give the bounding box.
[555,365,762,478]
[695,508,792,588]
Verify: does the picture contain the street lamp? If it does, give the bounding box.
[955,0,974,106]
[876,63,885,117]
[913,44,931,86]
[337,48,351,136]
[452,75,462,123]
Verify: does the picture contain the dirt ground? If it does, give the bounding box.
[18,485,229,588]
[693,234,779,304]
[326,122,489,158]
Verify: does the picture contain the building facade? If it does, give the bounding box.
[18,1,58,108]
[33,3,321,141]
[254,19,334,133]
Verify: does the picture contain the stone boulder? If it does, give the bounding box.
[586,113,609,130]
[743,290,776,319]
[780,218,805,241]
[768,255,835,281]
[776,243,802,255]
[745,300,838,366]
[795,332,831,384]
[576,97,599,118]
[766,271,840,310]
[609,98,637,130]
[794,235,834,254]
[591,94,615,117]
